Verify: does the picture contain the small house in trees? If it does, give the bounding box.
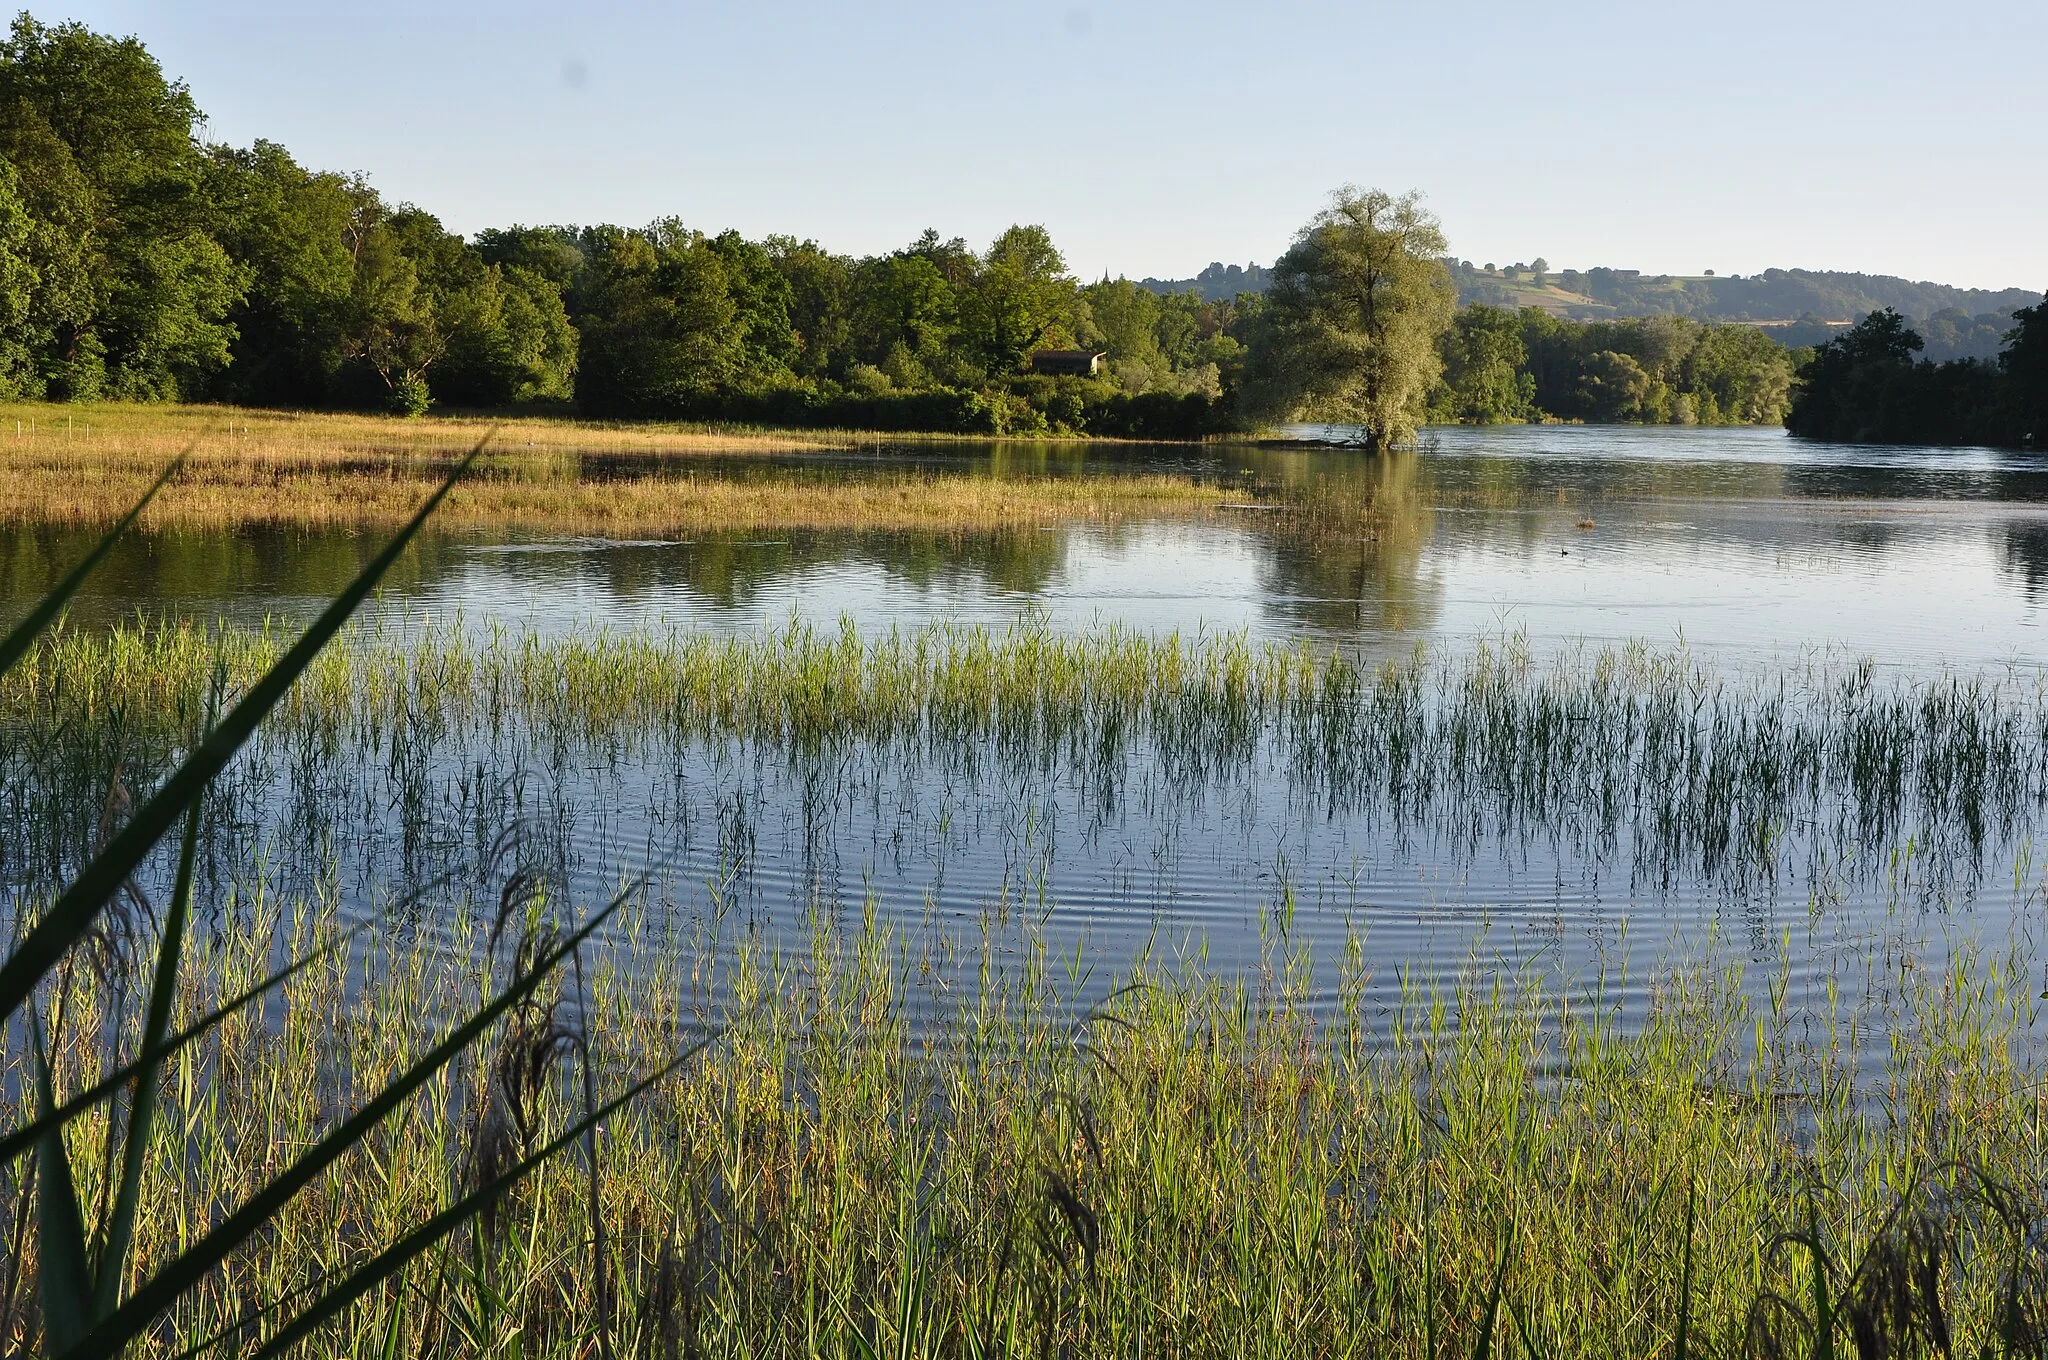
[1029,349,1107,376]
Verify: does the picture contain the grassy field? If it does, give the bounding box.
[0,403,1228,533]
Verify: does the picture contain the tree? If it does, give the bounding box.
[338,219,440,413]
[851,251,955,372]
[1787,308,1922,441]
[1431,303,1534,423]
[570,223,794,415]
[1577,350,1653,421]
[765,235,851,379]
[434,263,577,405]
[0,14,242,399]
[1242,187,1455,449]
[2002,297,2048,444]
[1682,324,1792,424]
[200,140,366,405]
[959,224,1081,373]
[474,225,585,292]
[1083,277,1162,369]
[0,158,37,391]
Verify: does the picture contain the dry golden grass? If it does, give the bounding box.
[0,402,1225,532]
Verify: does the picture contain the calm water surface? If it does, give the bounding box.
[7,424,2048,1044]
[10,424,2048,670]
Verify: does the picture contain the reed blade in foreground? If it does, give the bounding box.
[240,1024,730,1360]
[0,430,492,1025]
[0,447,188,680]
[59,876,635,1360]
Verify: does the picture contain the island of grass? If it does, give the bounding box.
[0,404,1232,534]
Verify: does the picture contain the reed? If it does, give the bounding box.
[3,893,2044,1358]
[6,620,2045,901]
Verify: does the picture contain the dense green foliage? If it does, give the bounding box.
[0,15,1244,435]
[1786,305,2048,447]
[7,12,2035,447]
[1428,305,1797,426]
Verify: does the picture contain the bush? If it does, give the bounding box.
[390,373,432,417]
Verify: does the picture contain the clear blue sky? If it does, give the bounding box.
[37,0,2048,291]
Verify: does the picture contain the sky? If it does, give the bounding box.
[33,0,2048,292]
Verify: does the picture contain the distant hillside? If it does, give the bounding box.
[1135,261,1271,301]
[1136,258,2042,362]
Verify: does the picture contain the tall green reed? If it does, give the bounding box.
[9,892,2043,1357]
[0,435,718,1358]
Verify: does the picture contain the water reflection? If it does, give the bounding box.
[6,425,2048,670]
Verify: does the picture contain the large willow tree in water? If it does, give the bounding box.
[1245,187,1455,449]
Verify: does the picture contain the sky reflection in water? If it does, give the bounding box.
[7,423,2048,1050]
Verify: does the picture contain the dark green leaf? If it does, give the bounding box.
[0,431,490,1026]
[96,796,203,1316]
[61,875,632,1360]
[0,922,361,1167]
[34,1024,97,1352]
[243,1023,726,1360]
[0,449,188,682]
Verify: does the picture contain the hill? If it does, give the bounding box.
[1137,259,2043,361]
[1134,261,1271,301]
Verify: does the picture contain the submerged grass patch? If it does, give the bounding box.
[7,619,2048,900]
[0,404,1227,533]
[4,896,2046,1358]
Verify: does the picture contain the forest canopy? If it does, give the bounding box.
[0,15,1244,435]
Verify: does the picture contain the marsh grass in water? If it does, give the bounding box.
[0,403,1228,534]
[6,891,2048,1358]
[8,619,2048,910]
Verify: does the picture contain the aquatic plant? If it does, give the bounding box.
[7,621,2045,910]
[0,439,716,1357]
[5,892,2046,1357]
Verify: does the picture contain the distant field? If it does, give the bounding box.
[1454,276,1599,315]
[0,403,1226,534]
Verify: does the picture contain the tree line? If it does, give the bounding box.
[1786,305,2048,448]
[1430,307,1797,426]
[8,13,2026,451]
[0,15,1248,436]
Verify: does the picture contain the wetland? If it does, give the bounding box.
[10,411,2048,1355]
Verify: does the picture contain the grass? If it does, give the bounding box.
[0,403,1229,534]
[4,892,2046,1358]
[6,619,2045,902]
[9,530,2048,1354]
